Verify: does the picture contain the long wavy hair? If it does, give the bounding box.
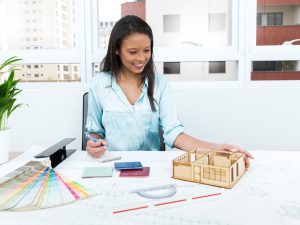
[101,15,156,112]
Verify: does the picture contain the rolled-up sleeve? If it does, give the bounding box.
[85,78,106,138]
[158,76,184,147]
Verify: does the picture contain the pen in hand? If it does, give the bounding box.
[85,132,107,158]
[84,132,98,143]
[85,132,106,147]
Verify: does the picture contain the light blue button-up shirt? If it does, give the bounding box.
[86,71,184,151]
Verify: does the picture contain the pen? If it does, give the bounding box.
[84,132,98,143]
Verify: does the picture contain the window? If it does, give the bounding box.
[14,64,80,82]
[94,0,234,82]
[97,0,232,49]
[252,61,300,80]
[254,0,300,81]
[257,13,262,26]
[163,15,180,32]
[257,1,300,46]
[0,0,82,82]
[155,61,237,81]
[257,13,283,26]
[267,13,283,26]
[163,62,180,74]
[2,0,298,84]
[209,13,226,31]
[0,0,77,50]
[253,61,281,72]
[209,61,226,73]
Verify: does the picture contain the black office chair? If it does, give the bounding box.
[82,92,165,151]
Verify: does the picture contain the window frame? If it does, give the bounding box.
[0,0,87,89]
[1,0,300,89]
[92,0,243,87]
[247,0,300,86]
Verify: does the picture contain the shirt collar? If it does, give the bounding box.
[107,74,149,90]
[102,71,114,88]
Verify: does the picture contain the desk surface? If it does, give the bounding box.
[1,146,300,225]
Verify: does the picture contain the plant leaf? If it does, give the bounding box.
[0,56,22,71]
[0,56,26,130]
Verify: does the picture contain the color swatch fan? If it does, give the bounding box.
[0,161,94,211]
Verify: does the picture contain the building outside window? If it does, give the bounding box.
[254,0,300,80]
[0,0,80,82]
[1,0,300,83]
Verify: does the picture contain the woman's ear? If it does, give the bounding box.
[116,50,119,55]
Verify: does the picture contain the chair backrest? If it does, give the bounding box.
[159,124,165,151]
[82,92,89,150]
[82,92,165,151]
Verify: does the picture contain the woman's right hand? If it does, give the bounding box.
[86,139,107,158]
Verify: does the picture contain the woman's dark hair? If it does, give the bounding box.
[101,15,156,112]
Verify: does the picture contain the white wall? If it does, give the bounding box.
[173,86,300,151]
[9,86,300,152]
[9,87,87,152]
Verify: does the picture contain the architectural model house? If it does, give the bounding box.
[172,149,246,189]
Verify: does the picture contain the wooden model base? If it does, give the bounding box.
[172,149,246,189]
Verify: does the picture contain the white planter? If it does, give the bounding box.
[0,128,10,164]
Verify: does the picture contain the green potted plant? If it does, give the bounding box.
[0,56,24,164]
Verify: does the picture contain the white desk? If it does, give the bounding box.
[1,146,300,225]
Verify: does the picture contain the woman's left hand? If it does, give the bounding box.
[214,143,254,168]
